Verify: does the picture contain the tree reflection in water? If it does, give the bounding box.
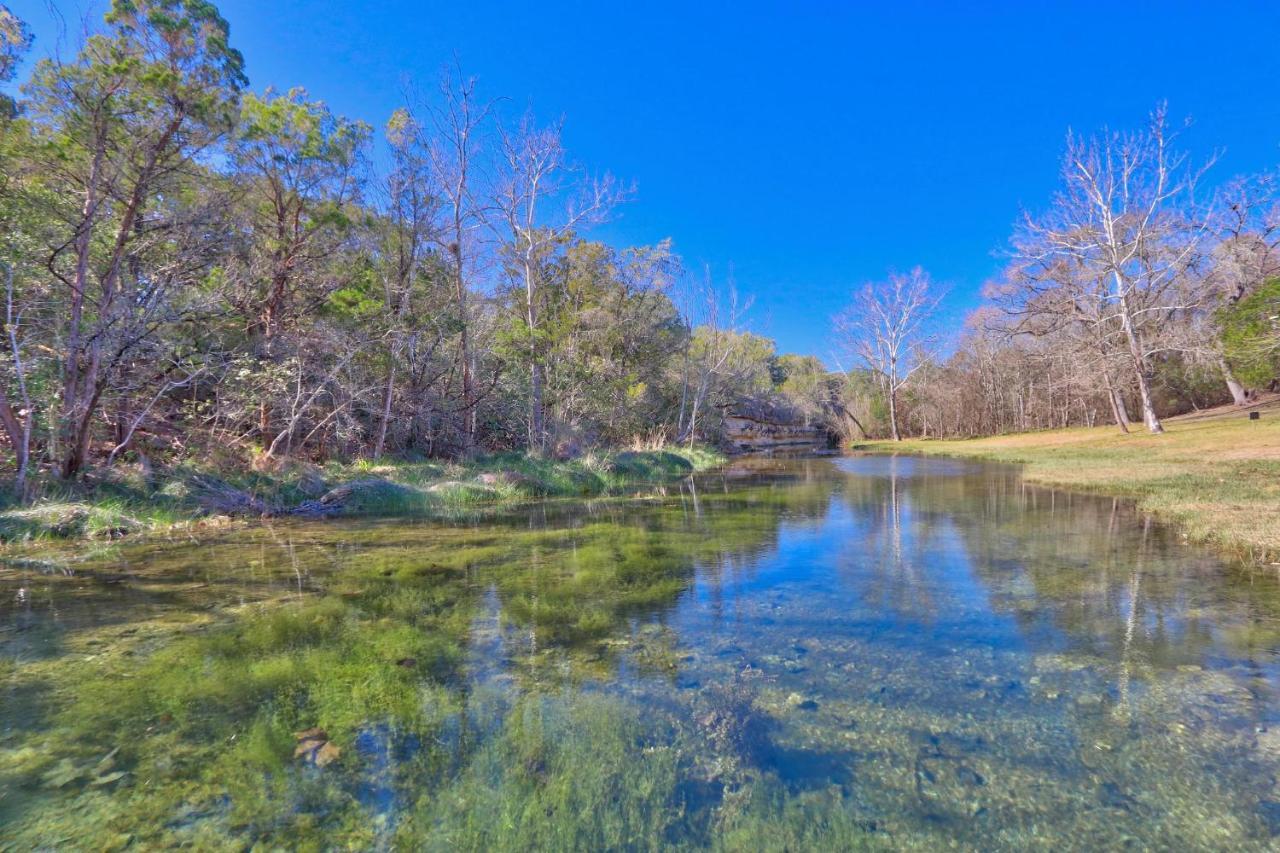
[4,455,1280,848]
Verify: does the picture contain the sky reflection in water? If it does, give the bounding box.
[3,455,1280,849]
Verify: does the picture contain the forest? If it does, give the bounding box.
[0,1,1277,502]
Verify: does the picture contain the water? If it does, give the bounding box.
[4,455,1280,849]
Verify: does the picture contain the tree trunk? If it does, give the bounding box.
[64,378,104,478]
[1218,356,1250,407]
[451,242,475,451]
[842,406,868,440]
[1101,363,1131,434]
[1115,285,1163,434]
[529,361,545,453]
[61,117,180,477]
[0,386,27,494]
[524,255,545,454]
[373,362,395,458]
[888,387,901,441]
[0,264,30,496]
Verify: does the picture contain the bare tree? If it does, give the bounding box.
[493,111,626,453]
[836,267,943,441]
[425,66,495,452]
[1018,105,1213,434]
[988,253,1135,433]
[675,267,755,445]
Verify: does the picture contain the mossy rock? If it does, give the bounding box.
[0,504,142,541]
[475,471,542,494]
[607,451,694,480]
[426,481,500,504]
[318,478,424,513]
[563,468,607,494]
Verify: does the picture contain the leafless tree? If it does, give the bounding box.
[1017,105,1214,434]
[988,253,1135,432]
[493,111,627,453]
[836,267,943,441]
[675,267,755,445]
[425,65,495,451]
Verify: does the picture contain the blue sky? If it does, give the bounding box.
[10,0,1280,359]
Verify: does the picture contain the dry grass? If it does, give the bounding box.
[857,396,1280,561]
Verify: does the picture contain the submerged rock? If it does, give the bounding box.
[313,742,342,767]
[785,692,818,711]
[294,728,341,767]
[1257,800,1280,836]
[1097,781,1139,812]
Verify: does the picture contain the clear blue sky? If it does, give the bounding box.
[10,0,1280,359]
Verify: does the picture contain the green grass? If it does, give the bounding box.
[856,400,1280,561]
[0,446,726,546]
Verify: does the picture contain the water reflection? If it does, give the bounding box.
[4,456,1280,848]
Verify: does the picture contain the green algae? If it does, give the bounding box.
[4,456,1280,848]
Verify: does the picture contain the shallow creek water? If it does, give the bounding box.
[5,455,1280,849]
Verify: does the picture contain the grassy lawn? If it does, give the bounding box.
[0,446,725,546]
[856,398,1280,561]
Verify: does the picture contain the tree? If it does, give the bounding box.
[369,107,440,456]
[225,88,369,448]
[673,269,760,444]
[424,67,494,451]
[0,6,34,489]
[1205,173,1280,403]
[1016,106,1212,434]
[0,3,31,100]
[493,112,625,453]
[24,0,246,477]
[989,253,1136,433]
[1218,277,1280,388]
[836,267,942,441]
[775,354,835,427]
[525,239,684,447]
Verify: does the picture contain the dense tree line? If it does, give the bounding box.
[0,1,823,494]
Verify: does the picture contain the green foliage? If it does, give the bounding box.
[499,238,689,446]
[775,354,840,424]
[0,3,32,114]
[1152,355,1231,412]
[1219,277,1280,387]
[239,88,369,167]
[0,0,782,490]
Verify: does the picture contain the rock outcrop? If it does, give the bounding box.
[722,414,830,454]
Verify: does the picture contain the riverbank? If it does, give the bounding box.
[0,446,724,545]
[855,397,1280,561]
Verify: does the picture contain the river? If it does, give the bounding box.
[3,455,1279,849]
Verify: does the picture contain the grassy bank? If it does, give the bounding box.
[856,398,1280,561]
[0,446,724,546]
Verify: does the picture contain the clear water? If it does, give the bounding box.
[4,455,1280,849]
